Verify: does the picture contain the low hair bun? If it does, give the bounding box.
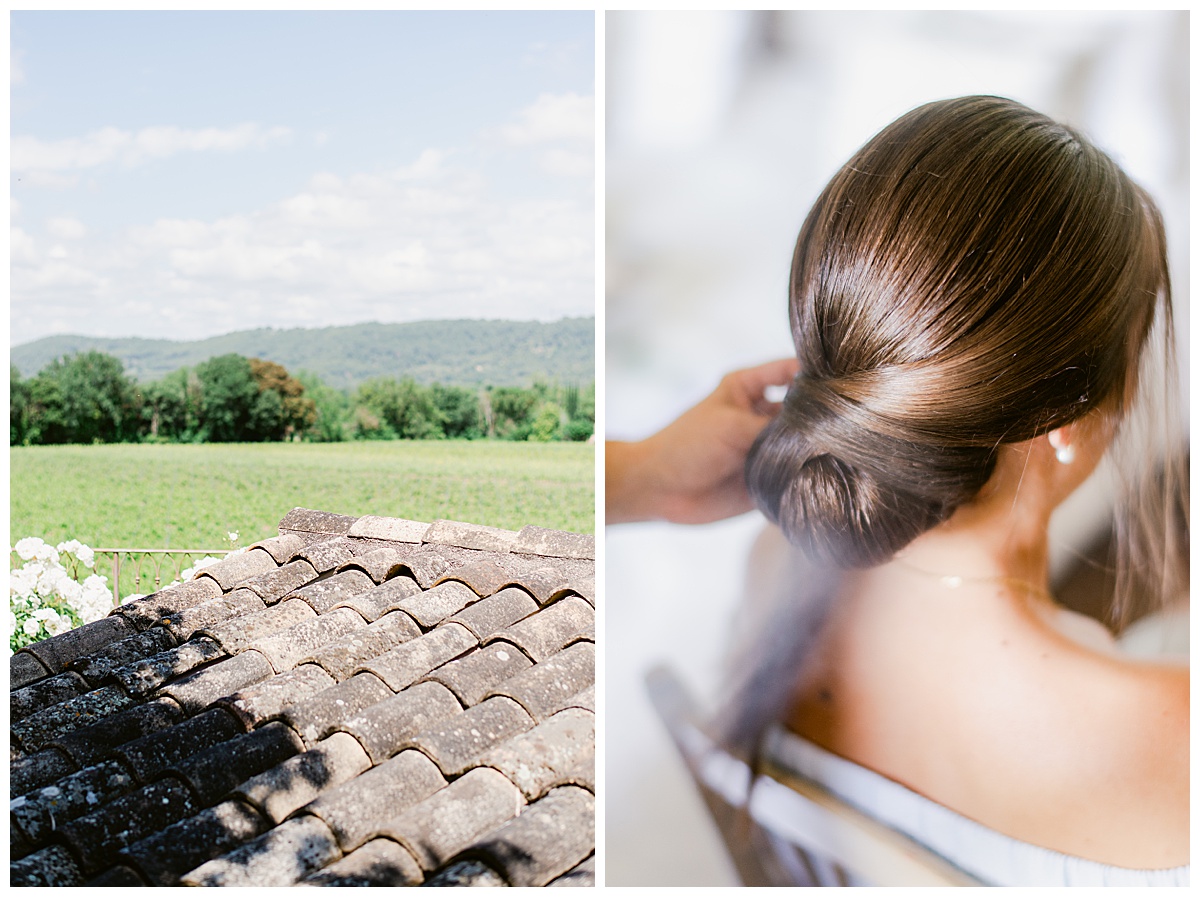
[746,375,994,568]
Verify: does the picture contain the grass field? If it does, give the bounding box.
[11,440,595,555]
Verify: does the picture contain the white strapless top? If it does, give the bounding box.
[757,725,1189,887]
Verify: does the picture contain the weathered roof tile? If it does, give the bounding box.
[159,649,275,715]
[300,749,446,851]
[477,708,595,801]
[348,514,430,543]
[200,597,317,655]
[515,525,596,561]
[11,758,138,844]
[405,695,534,777]
[279,671,393,746]
[11,650,52,689]
[460,785,595,887]
[423,642,533,708]
[424,518,519,553]
[337,680,462,764]
[302,610,421,682]
[195,547,278,591]
[11,685,135,753]
[450,586,539,639]
[11,845,85,887]
[396,579,481,628]
[331,573,422,621]
[278,507,359,536]
[434,559,515,597]
[301,836,424,886]
[162,587,267,641]
[547,852,596,886]
[295,536,357,573]
[374,766,524,871]
[216,662,335,729]
[119,797,268,886]
[20,615,136,674]
[48,695,183,767]
[487,641,594,723]
[249,606,366,673]
[247,532,309,564]
[234,558,319,603]
[112,577,222,630]
[11,671,89,721]
[234,731,370,825]
[358,623,477,691]
[69,626,178,686]
[11,746,78,796]
[424,858,508,886]
[168,721,303,806]
[290,569,375,614]
[182,814,342,887]
[110,636,225,697]
[112,706,243,782]
[492,595,594,662]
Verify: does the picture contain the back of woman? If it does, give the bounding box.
[729,96,1188,880]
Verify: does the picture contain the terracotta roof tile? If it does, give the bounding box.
[8,508,593,886]
[119,798,268,886]
[347,514,430,543]
[477,708,595,801]
[487,641,595,722]
[337,680,463,764]
[279,671,393,746]
[515,525,596,561]
[405,695,534,777]
[424,642,533,707]
[234,558,319,603]
[112,577,222,630]
[459,784,595,886]
[300,609,421,681]
[491,595,595,662]
[357,622,477,691]
[424,518,520,553]
[300,836,424,886]
[300,749,446,851]
[247,532,308,564]
[249,607,366,672]
[278,507,359,535]
[200,598,317,655]
[374,766,524,871]
[233,730,370,825]
[181,814,342,886]
[217,663,335,729]
[449,586,539,639]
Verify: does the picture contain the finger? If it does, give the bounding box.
[726,358,800,412]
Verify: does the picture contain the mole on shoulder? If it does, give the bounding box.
[818,687,833,704]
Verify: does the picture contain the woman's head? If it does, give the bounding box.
[746,95,1171,570]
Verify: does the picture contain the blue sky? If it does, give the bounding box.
[10,11,595,346]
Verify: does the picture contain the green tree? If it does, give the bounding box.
[297,370,352,442]
[22,352,139,444]
[250,358,317,440]
[490,386,538,440]
[528,402,563,442]
[356,377,444,440]
[430,383,483,439]
[10,366,29,445]
[196,354,259,442]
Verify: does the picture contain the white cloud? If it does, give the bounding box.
[11,123,292,175]
[499,93,594,145]
[10,146,594,344]
[47,217,87,239]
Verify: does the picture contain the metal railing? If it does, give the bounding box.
[91,549,233,605]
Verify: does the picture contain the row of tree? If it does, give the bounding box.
[10,351,595,446]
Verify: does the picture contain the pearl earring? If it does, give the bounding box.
[1055,443,1075,465]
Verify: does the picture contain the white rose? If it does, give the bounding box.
[46,613,72,636]
[14,537,45,561]
[22,617,41,637]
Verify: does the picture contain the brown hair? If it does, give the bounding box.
[745,96,1177,588]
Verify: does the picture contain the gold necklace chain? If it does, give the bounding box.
[893,557,1054,603]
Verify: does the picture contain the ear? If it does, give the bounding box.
[1046,427,1075,465]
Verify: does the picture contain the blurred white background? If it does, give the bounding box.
[604,10,1188,887]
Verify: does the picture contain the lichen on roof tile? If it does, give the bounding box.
[347,514,431,543]
[404,695,534,777]
[515,525,596,561]
[358,622,477,691]
[182,814,342,887]
[491,595,595,662]
[234,558,319,603]
[249,607,366,673]
[423,519,519,553]
[300,836,425,886]
[450,586,539,640]
[246,532,309,564]
[487,641,595,723]
[336,680,463,765]
[112,577,223,630]
[200,598,317,655]
[300,610,421,682]
[234,730,369,825]
[422,642,533,708]
[477,708,595,801]
[294,536,358,573]
[278,507,359,536]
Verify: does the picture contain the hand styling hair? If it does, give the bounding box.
[746,96,1173,573]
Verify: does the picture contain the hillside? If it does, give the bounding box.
[11,318,595,390]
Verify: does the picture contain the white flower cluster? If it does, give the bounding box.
[10,537,111,655]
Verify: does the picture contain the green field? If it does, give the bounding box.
[11,441,595,551]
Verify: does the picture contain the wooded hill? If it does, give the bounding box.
[11,318,595,389]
